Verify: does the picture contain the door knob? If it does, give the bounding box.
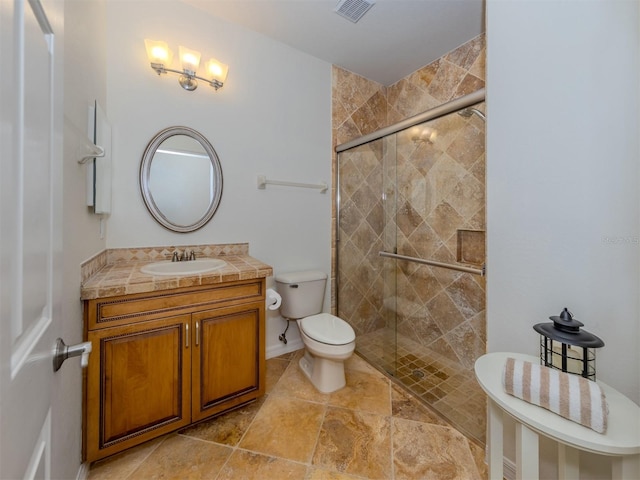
[53,338,92,372]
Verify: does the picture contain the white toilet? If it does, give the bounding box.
[275,270,356,393]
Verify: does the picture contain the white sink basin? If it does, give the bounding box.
[140,258,227,276]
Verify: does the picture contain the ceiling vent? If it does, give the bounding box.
[334,0,375,24]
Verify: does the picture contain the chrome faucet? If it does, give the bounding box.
[172,250,196,262]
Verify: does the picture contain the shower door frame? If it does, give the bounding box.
[336,89,485,154]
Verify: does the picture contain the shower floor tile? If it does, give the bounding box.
[356,328,488,444]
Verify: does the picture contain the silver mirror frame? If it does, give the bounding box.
[139,126,223,233]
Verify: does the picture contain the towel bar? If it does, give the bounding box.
[257,175,327,193]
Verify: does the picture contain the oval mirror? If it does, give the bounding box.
[140,126,223,233]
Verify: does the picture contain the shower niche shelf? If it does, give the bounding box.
[456,229,486,267]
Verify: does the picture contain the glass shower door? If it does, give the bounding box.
[381,108,487,443]
[336,135,398,375]
[337,102,487,444]
[380,133,398,374]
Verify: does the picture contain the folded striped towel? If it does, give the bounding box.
[502,357,608,433]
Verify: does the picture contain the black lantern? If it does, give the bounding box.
[533,308,604,381]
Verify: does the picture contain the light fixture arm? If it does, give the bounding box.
[150,63,224,91]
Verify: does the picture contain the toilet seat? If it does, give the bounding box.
[299,313,355,346]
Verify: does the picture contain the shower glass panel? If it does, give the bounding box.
[337,102,487,444]
[337,133,398,374]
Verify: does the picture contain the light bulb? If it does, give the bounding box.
[205,58,229,83]
[179,46,201,74]
[144,39,172,67]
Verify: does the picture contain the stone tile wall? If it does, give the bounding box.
[332,34,486,370]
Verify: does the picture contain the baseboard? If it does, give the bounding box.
[483,443,516,479]
[266,338,303,359]
[76,462,90,480]
[503,456,516,480]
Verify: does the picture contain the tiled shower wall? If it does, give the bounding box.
[332,34,486,369]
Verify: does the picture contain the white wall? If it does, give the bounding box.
[487,0,639,476]
[59,1,108,478]
[105,1,333,355]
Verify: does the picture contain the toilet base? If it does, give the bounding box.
[299,350,346,394]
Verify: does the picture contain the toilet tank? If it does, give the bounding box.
[275,270,327,319]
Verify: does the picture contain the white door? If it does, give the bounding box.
[0,0,64,478]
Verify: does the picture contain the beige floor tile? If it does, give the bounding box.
[392,418,481,480]
[239,395,326,463]
[328,369,391,416]
[357,328,487,443]
[391,383,447,426]
[270,358,330,403]
[265,357,290,393]
[89,347,487,480]
[178,396,266,446]
[216,450,308,479]
[313,406,392,479]
[306,467,365,479]
[467,440,489,480]
[344,353,386,377]
[129,434,232,479]
[87,437,163,480]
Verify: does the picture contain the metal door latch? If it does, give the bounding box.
[53,338,92,372]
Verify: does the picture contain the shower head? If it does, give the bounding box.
[458,107,486,121]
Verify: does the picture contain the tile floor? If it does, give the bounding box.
[88,350,488,480]
[356,329,488,444]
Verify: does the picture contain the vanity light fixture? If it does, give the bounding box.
[144,39,229,92]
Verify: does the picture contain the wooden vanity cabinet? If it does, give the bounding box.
[85,314,192,461]
[191,304,262,422]
[83,279,265,462]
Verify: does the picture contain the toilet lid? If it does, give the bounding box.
[300,313,356,345]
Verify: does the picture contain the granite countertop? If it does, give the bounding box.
[80,244,273,300]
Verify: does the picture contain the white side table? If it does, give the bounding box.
[475,352,640,480]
